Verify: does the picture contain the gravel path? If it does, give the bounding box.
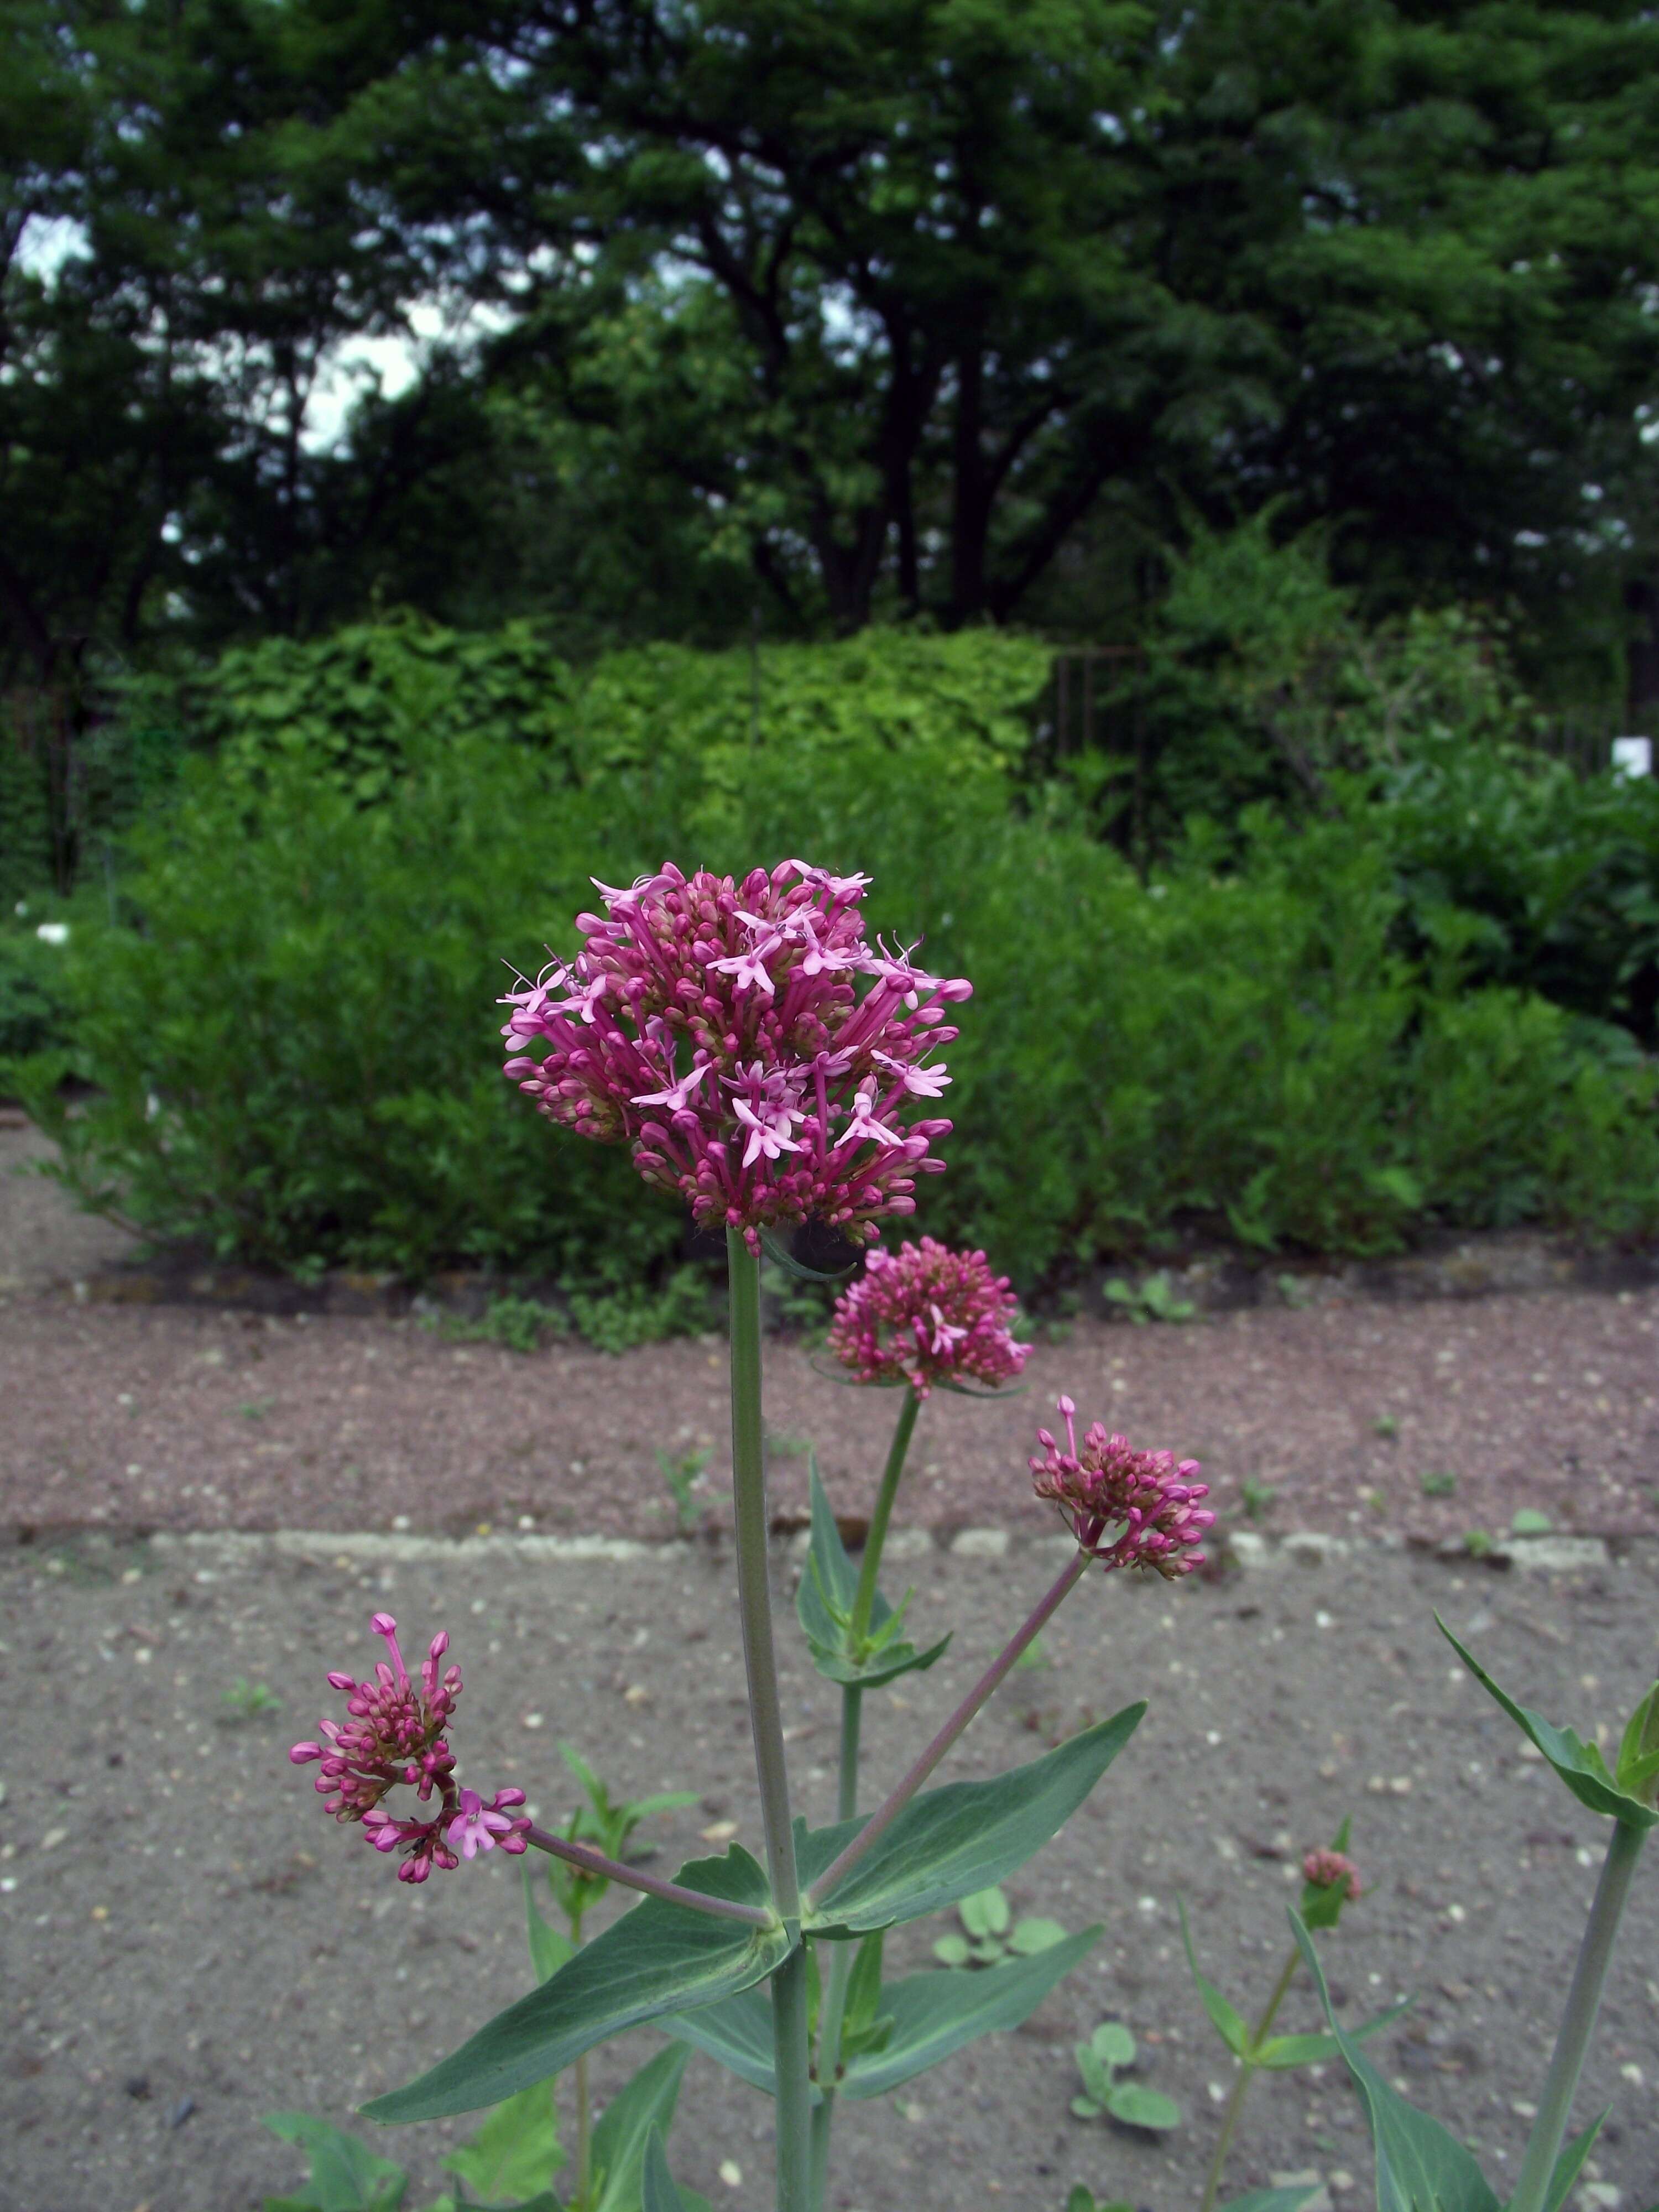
[3,1274,1656,1550]
[4,1530,1657,2212]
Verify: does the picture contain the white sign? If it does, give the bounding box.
[1611,735,1652,779]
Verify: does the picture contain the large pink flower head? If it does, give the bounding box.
[1030,1398,1214,1579]
[500,860,969,1252]
[826,1236,1030,1398]
[288,1613,528,1884]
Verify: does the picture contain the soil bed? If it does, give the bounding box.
[3,1530,1657,2211]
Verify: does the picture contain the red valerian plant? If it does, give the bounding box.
[1030,1394,1215,1578]
[499,860,968,1251]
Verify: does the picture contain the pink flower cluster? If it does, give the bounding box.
[1030,1397,1214,1579]
[827,1236,1030,1398]
[288,1613,529,1884]
[500,861,969,1251]
[1302,1846,1363,1900]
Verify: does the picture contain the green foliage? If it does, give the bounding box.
[439,2083,564,2206]
[365,1849,790,2125]
[1069,2020,1181,2133]
[796,1459,950,1689]
[799,1708,1145,1938]
[430,1297,570,1355]
[656,1447,712,1536]
[538,1746,700,1943]
[1102,1270,1196,1326]
[1437,1623,1659,1829]
[15,615,1659,1288]
[1419,1472,1457,1499]
[671,1928,1102,2101]
[262,2113,409,2212]
[930,1886,1067,1970]
[220,1677,283,1723]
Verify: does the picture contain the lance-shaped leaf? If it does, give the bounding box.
[795,1459,950,1689]
[362,1850,790,2123]
[588,2044,690,2212]
[664,1988,779,2097]
[1177,1899,1251,2059]
[641,2126,715,2212]
[1255,2002,1412,2072]
[440,2077,564,2205]
[670,1929,1100,2101]
[1437,1621,1659,1831]
[799,1706,1144,1937]
[1288,1912,1500,2212]
[843,1927,1102,2098]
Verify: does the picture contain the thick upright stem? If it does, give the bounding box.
[1198,1944,1301,2212]
[848,1389,920,1644]
[1510,1819,1646,2212]
[574,2053,591,2208]
[726,1228,811,2212]
[811,1680,866,2209]
[808,1548,1089,1910]
[836,1688,863,1825]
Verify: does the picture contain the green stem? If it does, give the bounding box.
[1510,1819,1646,2212]
[726,1228,811,2212]
[847,1389,921,1646]
[523,1825,773,1926]
[810,1681,867,2210]
[574,2052,591,2209]
[1198,1944,1301,2212]
[808,1547,1090,1911]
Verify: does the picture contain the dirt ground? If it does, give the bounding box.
[4,1530,1658,2212]
[2,1117,1658,1551]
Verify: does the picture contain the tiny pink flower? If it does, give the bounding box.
[828,1237,1030,1398]
[447,1787,532,1861]
[1030,1400,1214,1579]
[1302,1847,1363,1900]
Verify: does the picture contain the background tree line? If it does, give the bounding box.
[7,0,1659,702]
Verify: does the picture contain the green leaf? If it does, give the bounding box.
[796,1460,949,1688]
[1105,2081,1181,2131]
[441,2080,564,2205]
[640,2128,686,2212]
[1070,2096,1103,2119]
[1614,1684,1659,1801]
[843,1930,885,2040]
[1540,2118,1608,2212]
[525,1870,576,1985]
[363,1850,790,2123]
[959,1886,1010,1940]
[1076,2044,1114,2107]
[1255,2000,1412,2072]
[588,2044,690,2212]
[262,2114,409,2211]
[844,1929,1102,2099]
[663,1988,778,2098]
[1090,2021,1135,2070]
[1009,1917,1067,1955]
[1437,1620,1658,1830]
[800,1704,1145,1936]
[931,1933,973,1968]
[1177,1900,1251,2060]
[1288,1912,1500,2212]
[1511,1508,1553,1536]
[670,1928,1099,2101]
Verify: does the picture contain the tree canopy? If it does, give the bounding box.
[6,0,1659,680]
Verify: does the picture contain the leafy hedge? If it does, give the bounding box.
[9,618,1657,1286]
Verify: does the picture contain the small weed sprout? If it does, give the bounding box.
[1104,1271,1196,1325]
[656,1446,712,1535]
[1070,2020,1181,2132]
[932,1885,1067,1969]
[221,1677,282,1724]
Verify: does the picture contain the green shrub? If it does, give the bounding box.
[16,664,1659,1283]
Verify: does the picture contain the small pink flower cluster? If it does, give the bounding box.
[1030,1397,1215,1579]
[827,1236,1030,1398]
[500,861,969,1251]
[289,1614,529,1884]
[1302,1846,1363,1900]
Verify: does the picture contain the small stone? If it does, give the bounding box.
[623,1684,649,1705]
[521,1713,545,1730]
[1619,2062,1643,2086]
[39,1829,68,1853]
[718,2161,743,2188]
[701,1820,739,1843]
[1577,2187,1622,2212]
